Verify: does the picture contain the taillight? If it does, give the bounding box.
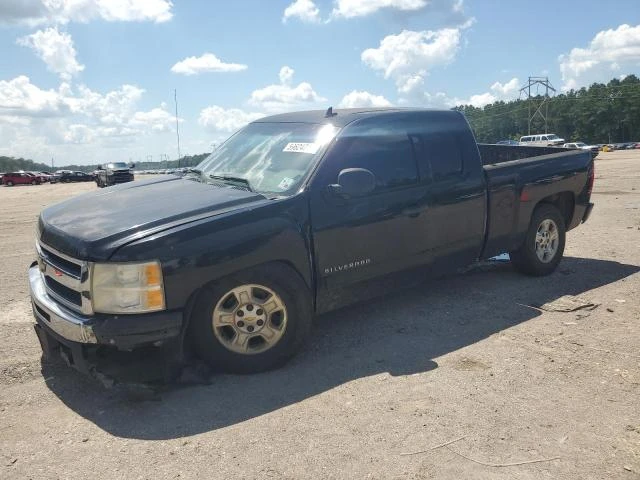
[587,164,595,196]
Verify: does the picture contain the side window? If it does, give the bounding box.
[423,131,463,180]
[337,129,417,191]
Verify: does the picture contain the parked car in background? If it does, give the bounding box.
[38,171,60,183]
[496,139,519,145]
[2,172,41,186]
[520,133,565,146]
[562,142,599,159]
[600,144,615,152]
[96,162,135,187]
[59,171,94,182]
[25,172,46,183]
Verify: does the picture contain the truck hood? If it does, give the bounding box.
[38,176,268,260]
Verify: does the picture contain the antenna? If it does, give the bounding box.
[175,89,181,167]
[324,106,337,118]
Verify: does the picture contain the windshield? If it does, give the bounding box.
[546,134,559,140]
[575,142,586,147]
[196,122,338,195]
[107,162,128,169]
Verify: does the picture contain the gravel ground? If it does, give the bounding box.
[1,152,639,479]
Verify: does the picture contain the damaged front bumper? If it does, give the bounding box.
[29,264,185,384]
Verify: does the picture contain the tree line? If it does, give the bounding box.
[0,153,209,174]
[456,74,640,144]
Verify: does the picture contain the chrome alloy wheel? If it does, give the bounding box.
[212,284,288,354]
[535,218,559,263]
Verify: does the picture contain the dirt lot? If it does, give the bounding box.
[1,152,639,479]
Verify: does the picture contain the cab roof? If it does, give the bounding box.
[252,107,458,128]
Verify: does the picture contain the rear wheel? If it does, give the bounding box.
[31,180,37,185]
[510,204,566,276]
[188,264,312,373]
[6,181,13,186]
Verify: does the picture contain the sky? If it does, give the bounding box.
[0,0,639,167]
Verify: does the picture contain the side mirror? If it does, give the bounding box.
[328,168,376,198]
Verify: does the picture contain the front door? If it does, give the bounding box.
[309,120,431,290]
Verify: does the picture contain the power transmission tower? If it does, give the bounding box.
[519,77,556,134]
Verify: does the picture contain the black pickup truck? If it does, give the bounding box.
[96,162,135,187]
[29,108,594,378]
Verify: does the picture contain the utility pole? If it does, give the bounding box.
[51,157,54,169]
[519,77,556,134]
[175,89,181,168]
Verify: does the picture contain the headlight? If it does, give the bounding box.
[92,261,165,314]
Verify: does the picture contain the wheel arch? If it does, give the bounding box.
[535,191,574,228]
[179,259,313,344]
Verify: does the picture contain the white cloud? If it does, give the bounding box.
[338,90,392,108]
[394,77,521,109]
[198,106,264,132]
[171,53,248,75]
[17,27,84,80]
[130,106,179,132]
[279,65,295,85]
[249,66,326,112]
[332,0,428,18]
[453,77,520,107]
[283,0,320,23]
[66,84,145,123]
[0,75,185,166]
[362,28,463,97]
[559,24,640,90]
[0,76,67,117]
[0,0,173,25]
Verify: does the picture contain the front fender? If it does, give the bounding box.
[108,195,313,310]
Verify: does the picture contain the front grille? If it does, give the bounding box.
[37,241,92,315]
[112,171,133,183]
[40,245,81,278]
[45,276,82,307]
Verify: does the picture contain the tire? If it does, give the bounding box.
[6,181,13,186]
[510,204,566,276]
[188,263,312,373]
[31,180,37,185]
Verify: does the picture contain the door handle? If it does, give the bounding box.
[402,205,425,218]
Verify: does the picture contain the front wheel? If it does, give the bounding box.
[510,204,566,276]
[188,264,312,373]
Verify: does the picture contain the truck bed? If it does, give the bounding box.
[477,144,594,259]
[478,143,568,165]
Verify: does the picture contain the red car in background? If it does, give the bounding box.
[2,172,42,186]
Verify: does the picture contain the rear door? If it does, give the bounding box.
[414,127,487,268]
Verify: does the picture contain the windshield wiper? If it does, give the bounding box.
[209,173,254,192]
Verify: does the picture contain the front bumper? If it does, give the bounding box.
[30,264,185,382]
[29,265,183,350]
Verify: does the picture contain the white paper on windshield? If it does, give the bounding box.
[283,142,320,154]
[278,177,295,190]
